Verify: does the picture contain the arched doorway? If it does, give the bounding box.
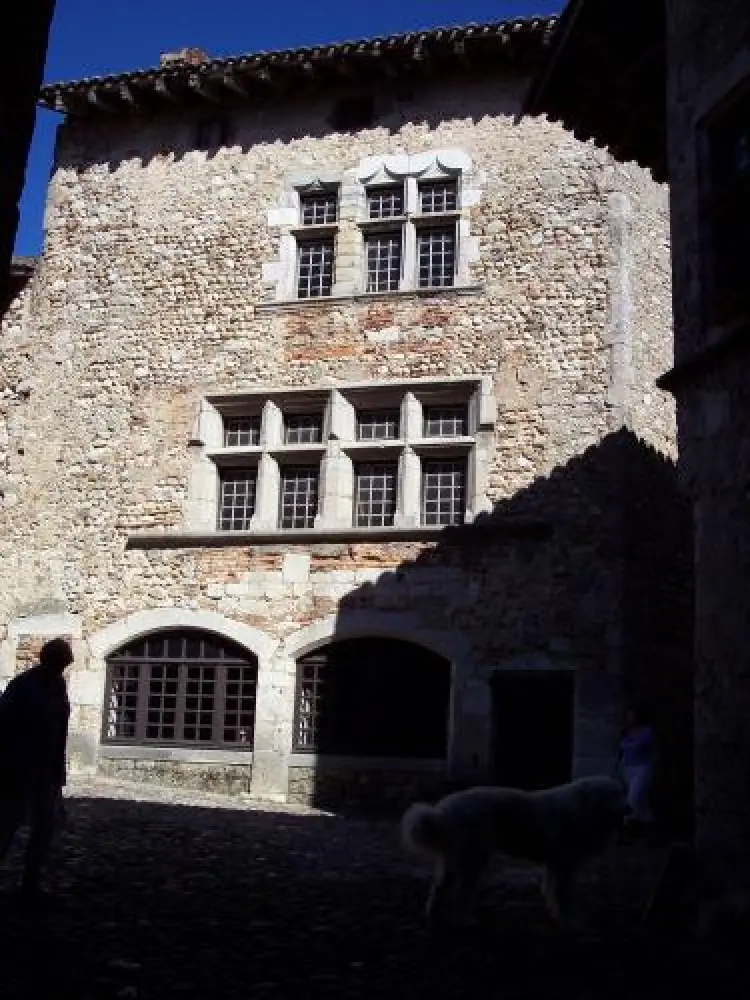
[102,629,259,750]
[293,636,451,758]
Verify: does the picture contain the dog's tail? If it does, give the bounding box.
[401,802,446,856]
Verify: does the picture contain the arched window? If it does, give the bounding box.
[293,637,450,758]
[103,630,258,749]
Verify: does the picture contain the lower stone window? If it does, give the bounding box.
[219,469,257,530]
[293,637,451,757]
[354,461,397,527]
[421,458,466,526]
[279,465,320,529]
[103,630,258,749]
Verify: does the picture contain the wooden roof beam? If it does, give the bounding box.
[86,88,120,113]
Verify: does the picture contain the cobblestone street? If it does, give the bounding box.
[0,781,740,999]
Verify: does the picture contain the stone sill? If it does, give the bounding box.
[126,519,551,550]
[288,754,445,773]
[255,283,485,312]
[99,744,253,765]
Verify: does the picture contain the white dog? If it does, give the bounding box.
[402,776,630,926]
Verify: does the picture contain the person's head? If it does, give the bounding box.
[39,638,74,675]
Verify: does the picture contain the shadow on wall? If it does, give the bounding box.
[53,74,527,175]
[291,427,693,836]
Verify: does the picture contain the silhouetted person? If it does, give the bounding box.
[0,637,73,894]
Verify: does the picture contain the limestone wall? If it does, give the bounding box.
[0,70,682,808]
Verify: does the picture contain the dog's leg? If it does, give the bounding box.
[543,866,576,927]
[426,859,456,925]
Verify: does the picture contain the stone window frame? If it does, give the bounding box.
[262,150,482,304]
[185,375,496,536]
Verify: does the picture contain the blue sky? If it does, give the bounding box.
[16,0,562,256]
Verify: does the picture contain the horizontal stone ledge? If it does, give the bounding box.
[99,744,254,765]
[126,519,552,549]
[255,283,485,312]
[288,754,445,773]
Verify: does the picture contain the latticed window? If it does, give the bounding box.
[365,232,402,292]
[293,638,451,757]
[279,465,319,529]
[300,190,338,225]
[354,462,397,527]
[103,631,258,748]
[297,239,335,298]
[423,404,468,438]
[421,458,466,526]
[356,409,400,441]
[224,416,261,448]
[417,227,456,288]
[367,186,404,219]
[419,180,458,215]
[219,470,257,530]
[284,413,323,444]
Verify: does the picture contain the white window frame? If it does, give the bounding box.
[185,376,496,534]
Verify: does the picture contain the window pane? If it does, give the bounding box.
[222,664,257,745]
[356,409,400,441]
[104,664,140,740]
[300,191,338,225]
[417,227,456,288]
[354,462,397,528]
[365,232,402,293]
[279,465,320,529]
[145,664,180,741]
[421,459,466,526]
[284,413,323,444]
[182,665,216,743]
[367,186,404,219]
[219,470,257,531]
[224,416,260,448]
[419,180,458,214]
[423,405,468,438]
[297,239,335,298]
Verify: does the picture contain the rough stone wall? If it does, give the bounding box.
[0,69,680,805]
[664,0,750,846]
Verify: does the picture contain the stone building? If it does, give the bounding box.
[0,17,691,817]
[526,0,750,853]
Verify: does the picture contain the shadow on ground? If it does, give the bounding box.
[0,793,743,1000]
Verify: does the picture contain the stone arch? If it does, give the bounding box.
[278,610,480,781]
[88,608,276,662]
[71,609,277,772]
[280,610,470,665]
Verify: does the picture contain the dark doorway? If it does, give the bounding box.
[490,670,574,790]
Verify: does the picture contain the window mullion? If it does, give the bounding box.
[215,665,227,748]
[175,663,188,744]
[135,662,150,744]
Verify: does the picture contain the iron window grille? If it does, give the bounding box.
[421,458,466,526]
[293,638,451,757]
[296,238,335,299]
[354,462,398,527]
[423,404,468,438]
[218,469,257,531]
[365,231,403,292]
[300,191,338,226]
[224,416,261,448]
[419,180,458,215]
[284,413,323,444]
[356,409,400,441]
[103,631,258,749]
[367,186,404,219]
[417,227,456,288]
[279,465,320,529]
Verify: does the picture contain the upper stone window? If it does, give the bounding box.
[264,149,480,302]
[284,412,324,445]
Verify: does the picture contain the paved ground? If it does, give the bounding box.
[0,780,744,999]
